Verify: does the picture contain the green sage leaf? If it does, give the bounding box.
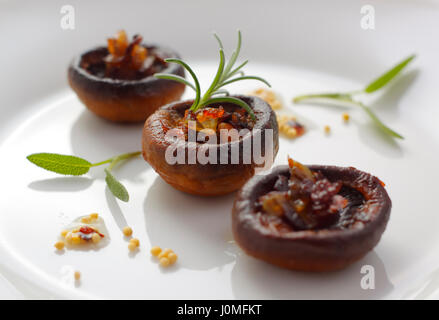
[364,54,416,93]
[105,169,129,202]
[27,153,91,176]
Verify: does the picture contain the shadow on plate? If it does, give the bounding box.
[143,176,236,271]
[231,250,393,299]
[368,69,419,118]
[402,267,439,299]
[70,111,145,179]
[356,121,403,158]
[105,187,129,232]
[28,177,93,192]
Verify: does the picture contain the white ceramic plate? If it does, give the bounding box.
[1,0,439,299]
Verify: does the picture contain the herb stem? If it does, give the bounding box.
[295,95,403,139]
[91,151,142,170]
[293,93,352,103]
[156,31,269,120]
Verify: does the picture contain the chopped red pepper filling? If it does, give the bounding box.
[101,30,166,80]
[258,157,348,230]
[177,105,254,142]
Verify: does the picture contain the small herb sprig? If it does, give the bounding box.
[293,54,416,139]
[154,30,271,120]
[26,151,141,202]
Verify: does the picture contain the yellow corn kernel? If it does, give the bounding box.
[128,242,137,252]
[65,232,73,244]
[159,257,170,267]
[168,252,178,264]
[122,226,133,237]
[81,217,91,224]
[54,241,65,250]
[74,271,81,281]
[251,88,282,110]
[90,213,99,220]
[342,112,350,122]
[60,230,68,238]
[286,128,297,138]
[158,248,173,259]
[72,235,81,245]
[130,238,140,247]
[92,233,101,244]
[324,125,331,134]
[150,246,162,257]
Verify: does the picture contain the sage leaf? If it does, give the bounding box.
[27,153,91,176]
[104,169,129,202]
[364,54,416,93]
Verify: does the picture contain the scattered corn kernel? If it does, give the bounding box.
[54,241,65,250]
[60,230,68,238]
[92,233,101,244]
[72,235,81,245]
[123,226,133,237]
[342,112,350,122]
[74,271,81,281]
[277,114,305,139]
[65,232,73,244]
[150,246,162,257]
[159,257,170,267]
[128,242,137,252]
[81,216,91,224]
[168,252,178,264]
[130,238,140,247]
[324,125,331,135]
[158,248,173,259]
[250,88,282,110]
[90,213,99,220]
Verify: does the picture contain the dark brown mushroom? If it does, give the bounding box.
[232,164,391,271]
[142,95,279,196]
[68,45,185,123]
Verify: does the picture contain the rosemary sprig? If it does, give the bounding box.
[27,151,141,202]
[154,30,271,120]
[293,54,416,139]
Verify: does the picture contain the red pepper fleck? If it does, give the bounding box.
[79,226,94,234]
[79,226,104,238]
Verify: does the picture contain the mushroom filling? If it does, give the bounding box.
[256,158,366,231]
[175,105,255,143]
[81,30,168,80]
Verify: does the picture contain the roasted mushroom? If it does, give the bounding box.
[142,31,278,196]
[142,95,278,196]
[232,158,391,271]
[68,30,185,123]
